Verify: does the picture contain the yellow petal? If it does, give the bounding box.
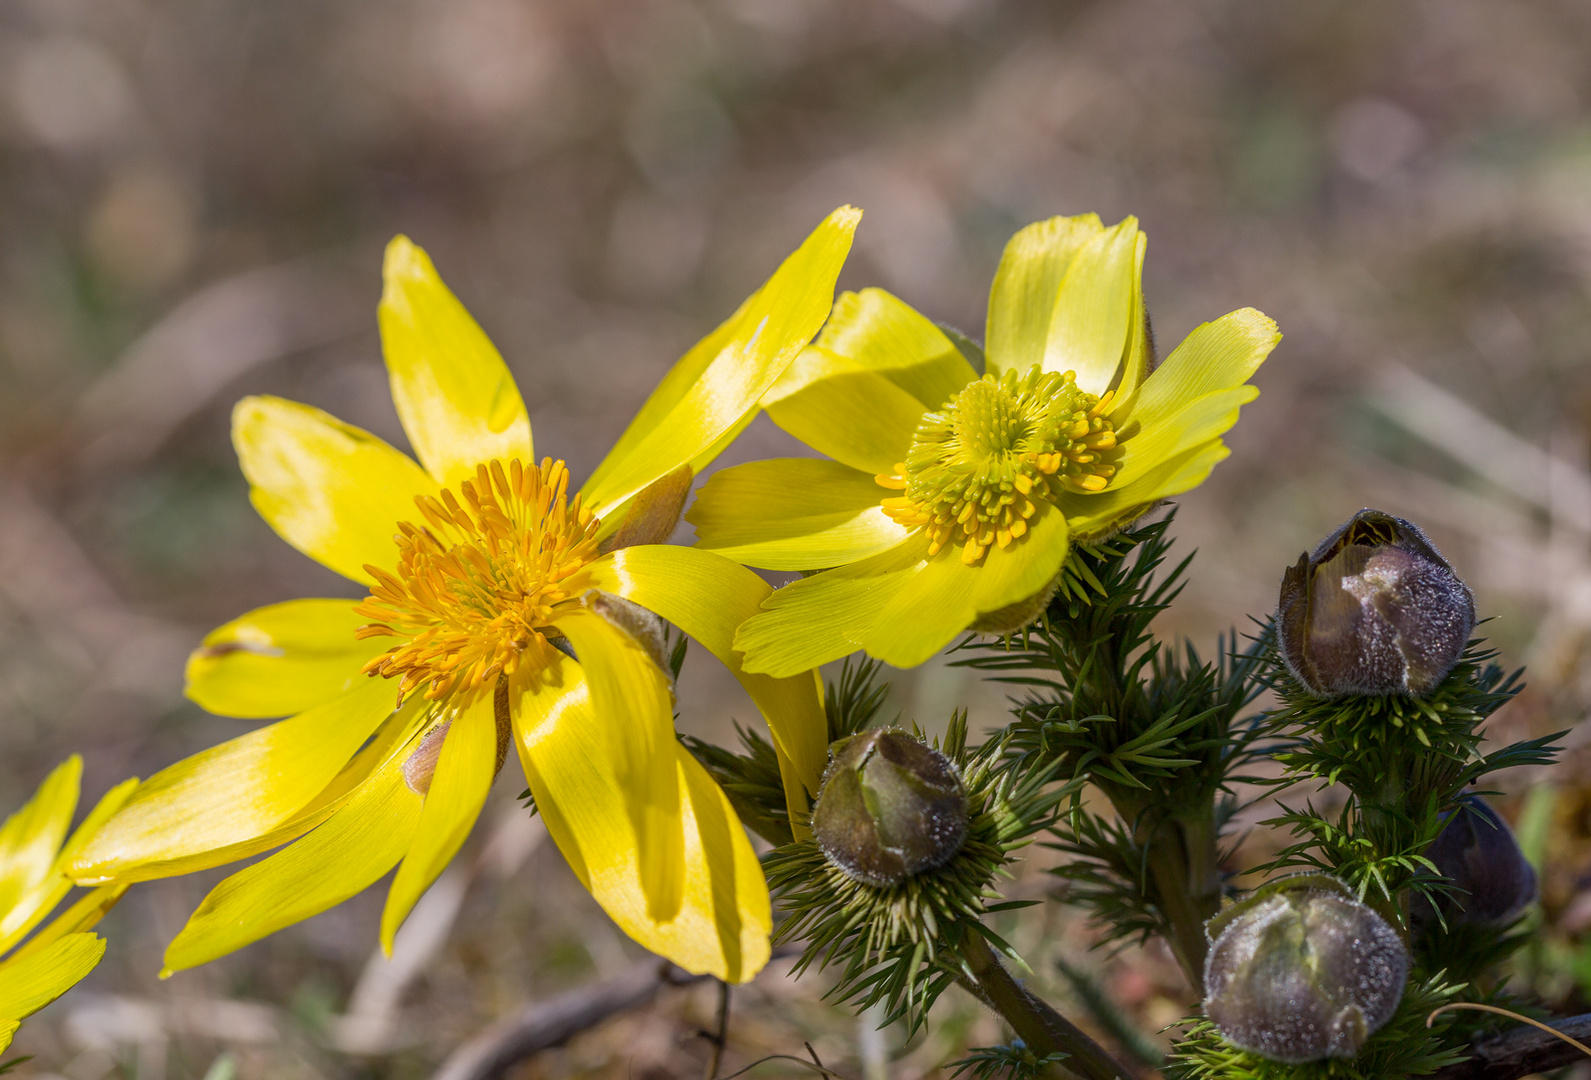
[580,206,860,518]
[0,1020,18,1052]
[1114,307,1280,430]
[185,598,389,719]
[1109,230,1153,416]
[1057,441,1233,542]
[582,544,829,798]
[1112,384,1258,488]
[688,458,909,571]
[0,776,138,956]
[510,666,770,982]
[162,731,424,973]
[985,213,1104,379]
[862,502,1069,669]
[234,396,439,584]
[380,693,497,952]
[0,758,80,948]
[1042,217,1140,394]
[552,605,682,922]
[732,535,929,679]
[71,679,397,885]
[813,288,977,408]
[10,884,128,962]
[763,347,927,474]
[379,237,534,488]
[0,932,104,1020]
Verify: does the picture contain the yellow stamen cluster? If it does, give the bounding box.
[877,367,1117,565]
[355,457,600,702]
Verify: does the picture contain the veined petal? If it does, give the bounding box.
[10,884,128,961]
[1113,307,1280,430]
[381,692,497,952]
[1042,217,1140,394]
[688,459,909,571]
[162,731,425,973]
[862,501,1069,668]
[234,396,439,585]
[1111,231,1153,416]
[0,932,104,1022]
[185,598,388,719]
[582,544,829,798]
[379,237,534,489]
[985,214,1104,379]
[0,758,80,943]
[1111,384,1258,488]
[70,679,397,885]
[0,1021,18,1053]
[580,206,860,518]
[763,348,926,474]
[810,288,976,408]
[733,535,929,679]
[551,606,682,922]
[510,666,770,982]
[1057,441,1233,541]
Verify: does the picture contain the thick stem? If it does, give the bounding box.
[957,932,1130,1080]
[1139,814,1221,987]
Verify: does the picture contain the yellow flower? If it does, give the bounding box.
[0,757,137,1052]
[69,207,860,984]
[690,214,1281,676]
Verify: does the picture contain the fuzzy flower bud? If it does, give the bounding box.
[1412,796,1537,932]
[1277,509,1474,697]
[1204,874,1410,1063]
[811,729,968,888]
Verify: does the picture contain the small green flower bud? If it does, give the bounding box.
[1412,796,1537,931]
[1204,874,1409,1063]
[811,729,968,888]
[1277,509,1475,696]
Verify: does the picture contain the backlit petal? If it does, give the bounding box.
[1113,307,1280,430]
[185,598,388,719]
[985,214,1104,378]
[234,396,439,584]
[1042,217,1140,394]
[551,606,682,922]
[812,288,977,407]
[733,535,929,679]
[0,933,104,1021]
[510,665,770,983]
[583,544,829,798]
[379,237,534,488]
[688,458,909,571]
[763,348,925,474]
[162,730,425,973]
[580,206,860,519]
[380,692,498,951]
[0,759,80,949]
[70,679,398,885]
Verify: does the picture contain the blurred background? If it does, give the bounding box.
[3,0,1591,1075]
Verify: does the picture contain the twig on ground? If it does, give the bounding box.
[1429,1012,1591,1080]
[701,980,731,1080]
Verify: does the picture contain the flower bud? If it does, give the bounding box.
[1277,509,1474,697]
[1412,796,1537,932]
[1204,874,1409,1063]
[811,729,968,888]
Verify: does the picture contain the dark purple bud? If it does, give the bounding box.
[1278,509,1474,696]
[1412,796,1537,931]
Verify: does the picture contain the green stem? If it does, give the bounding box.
[957,932,1130,1080]
[1139,814,1221,987]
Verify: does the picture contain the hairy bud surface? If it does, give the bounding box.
[1204,874,1410,1063]
[1278,509,1474,696]
[811,729,968,888]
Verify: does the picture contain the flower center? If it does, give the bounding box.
[876,367,1117,565]
[355,458,600,702]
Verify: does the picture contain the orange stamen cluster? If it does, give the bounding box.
[355,457,600,702]
[877,367,1118,565]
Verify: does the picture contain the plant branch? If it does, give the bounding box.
[1429,1012,1591,1080]
[957,932,1131,1080]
